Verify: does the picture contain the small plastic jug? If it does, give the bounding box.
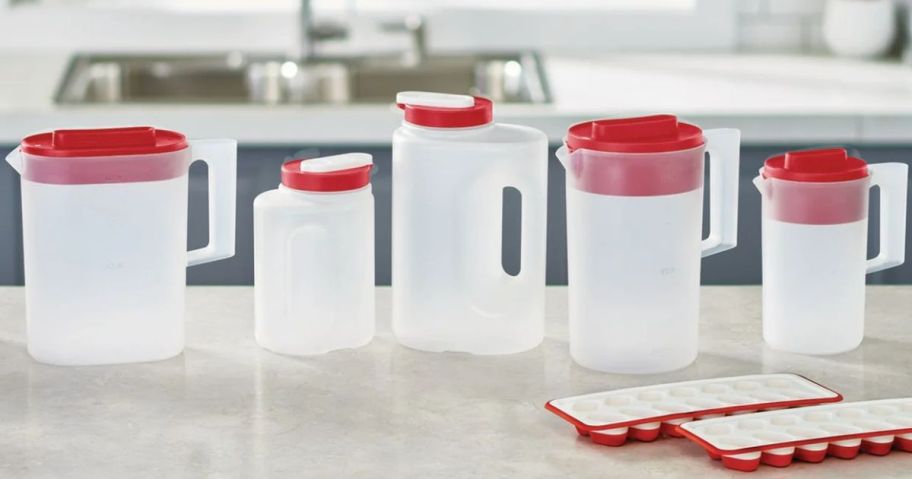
[754,147,908,354]
[556,115,740,373]
[254,153,375,355]
[392,91,548,354]
[5,126,236,365]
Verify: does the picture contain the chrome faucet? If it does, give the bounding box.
[298,0,348,61]
[381,15,427,67]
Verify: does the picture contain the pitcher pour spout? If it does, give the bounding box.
[5,148,23,175]
[555,145,571,171]
[752,174,765,195]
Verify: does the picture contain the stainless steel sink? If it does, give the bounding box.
[54,52,551,105]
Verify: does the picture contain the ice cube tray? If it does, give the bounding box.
[545,374,841,447]
[679,398,912,472]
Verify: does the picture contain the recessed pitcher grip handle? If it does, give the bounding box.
[187,139,237,267]
[865,163,908,274]
[701,129,740,258]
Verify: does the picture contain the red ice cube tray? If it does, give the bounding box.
[678,398,912,472]
[545,374,841,447]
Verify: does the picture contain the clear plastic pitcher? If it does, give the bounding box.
[5,127,237,365]
[754,148,908,354]
[392,91,548,354]
[254,153,375,355]
[556,115,740,373]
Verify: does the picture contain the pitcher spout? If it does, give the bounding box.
[752,174,765,194]
[555,145,571,171]
[5,148,23,175]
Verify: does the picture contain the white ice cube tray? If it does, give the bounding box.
[545,374,841,447]
[679,398,912,472]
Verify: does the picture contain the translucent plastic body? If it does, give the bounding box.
[23,176,187,364]
[253,185,375,355]
[757,164,908,355]
[8,140,237,366]
[567,186,703,373]
[558,129,741,374]
[762,217,867,353]
[391,122,548,354]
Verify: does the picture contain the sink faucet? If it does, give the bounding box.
[381,15,427,67]
[298,0,348,61]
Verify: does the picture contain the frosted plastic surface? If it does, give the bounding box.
[566,187,703,373]
[23,176,189,365]
[254,185,375,355]
[11,141,237,366]
[757,163,907,354]
[762,219,867,354]
[558,128,740,373]
[391,122,548,354]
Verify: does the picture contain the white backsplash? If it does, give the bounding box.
[736,0,827,52]
[738,0,909,53]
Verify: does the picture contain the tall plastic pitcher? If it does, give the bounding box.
[6,127,236,365]
[557,115,740,373]
[755,148,907,354]
[392,91,548,354]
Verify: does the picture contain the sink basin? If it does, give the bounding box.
[54,52,551,105]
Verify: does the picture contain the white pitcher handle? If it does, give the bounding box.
[701,128,741,257]
[187,139,237,267]
[866,163,908,274]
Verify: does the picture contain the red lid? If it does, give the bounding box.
[566,114,704,153]
[281,154,372,192]
[763,148,868,182]
[396,91,492,128]
[21,126,188,158]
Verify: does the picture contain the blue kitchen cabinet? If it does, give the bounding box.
[1,145,910,285]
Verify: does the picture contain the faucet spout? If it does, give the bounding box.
[381,15,427,67]
[298,0,314,62]
[297,0,349,63]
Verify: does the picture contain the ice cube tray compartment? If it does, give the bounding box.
[545,374,841,447]
[679,398,912,472]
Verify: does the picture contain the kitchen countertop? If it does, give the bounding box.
[3,52,912,145]
[1,286,911,478]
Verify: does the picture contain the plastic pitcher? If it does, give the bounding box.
[6,127,237,365]
[557,115,740,373]
[254,153,375,355]
[392,91,548,354]
[755,147,908,354]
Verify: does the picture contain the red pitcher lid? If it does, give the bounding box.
[565,114,704,153]
[281,153,373,192]
[17,126,190,185]
[21,126,188,157]
[396,91,492,128]
[763,147,868,182]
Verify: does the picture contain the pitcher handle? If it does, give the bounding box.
[865,163,908,274]
[701,129,741,258]
[187,139,237,267]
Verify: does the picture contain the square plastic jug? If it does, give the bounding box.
[5,127,237,365]
[254,153,375,355]
[391,92,548,354]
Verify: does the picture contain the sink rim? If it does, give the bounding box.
[54,51,552,106]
